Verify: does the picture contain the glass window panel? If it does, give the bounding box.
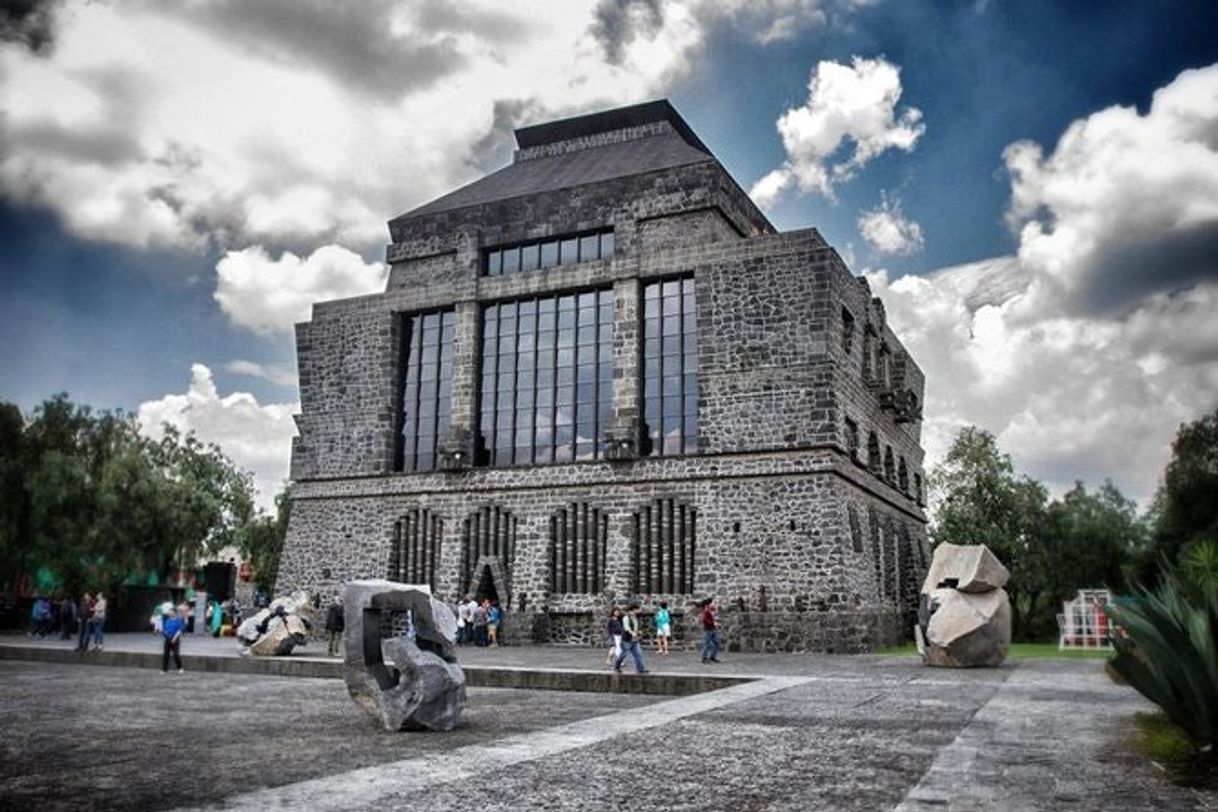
[518,313,536,333]
[577,345,596,364]
[499,301,517,320]
[555,445,574,463]
[683,312,697,334]
[600,231,614,258]
[662,295,680,316]
[518,299,536,317]
[663,355,682,376]
[517,387,535,408]
[578,325,596,345]
[663,434,682,455]
[540,241,559,268]
[644,298,659,319]
[538,309,555,331]
[579,235,598,261]
[494,447,513,467]
[684,373,698,394]
[663,280,681,298]
[644,282,660,299]
[558,294,576,311]
[535,368,554,389]
[663,375,681,397]
[663,396,682,419]
[521,243,540,272]
[557,346,574,367]
[575,443,595,461]
[560,238,579,265]
[555,425,574,446]
[534,445,552,464]
[662,315,680,336]
[684,393,699,414]
[598,323,612,342]
[557,366,575,387]
[578,291,598,310]
[577,381,595,403]
[556,387,574,407]
[557,309,575,332]
[644,318,660,339]
[502,247,520,273]
[416,453,435,470]
[662,335,681,356]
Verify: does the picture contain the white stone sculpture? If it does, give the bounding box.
[236,591,315,656]
[917,543,1011,668]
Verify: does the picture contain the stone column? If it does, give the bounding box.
[605,277,641,459]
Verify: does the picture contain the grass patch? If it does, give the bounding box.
[1133,712,1218,789]
[873,642,1112,660]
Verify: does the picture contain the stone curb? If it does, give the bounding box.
[0,643,750,696]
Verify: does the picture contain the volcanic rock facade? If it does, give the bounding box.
[917,543,1011,668]
[276,100,930,653]
[343,579,466,732]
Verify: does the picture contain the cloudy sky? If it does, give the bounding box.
[2,0,1216,511]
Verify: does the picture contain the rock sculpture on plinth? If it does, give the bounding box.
[917,543,1011,667]
[236,590,315,656]
[343,579,466,732]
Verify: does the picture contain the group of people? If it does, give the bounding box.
[604,596,721,673]
[455,596,502,647]
[26,592,107,650]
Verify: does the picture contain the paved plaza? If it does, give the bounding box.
[0,634,1214,811]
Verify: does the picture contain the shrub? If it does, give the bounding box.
[1108,566,1217,784]
[1181,538,1218,592]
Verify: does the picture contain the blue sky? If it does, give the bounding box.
[2,0,1217,509]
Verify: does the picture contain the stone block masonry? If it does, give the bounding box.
[279,100,928,652]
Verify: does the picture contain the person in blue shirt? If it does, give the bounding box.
[654,601,671,655]
[488,601,502,647]
[161,607,185,673]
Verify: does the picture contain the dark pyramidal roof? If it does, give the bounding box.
[394,100,716,222]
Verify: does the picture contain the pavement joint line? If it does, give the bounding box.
[175,674,815,812]
[893,666,1015,810]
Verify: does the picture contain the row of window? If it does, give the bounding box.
[841,307,895,391]
[396,277,699,472]
[843,417,923,503]
[484,228,614,277]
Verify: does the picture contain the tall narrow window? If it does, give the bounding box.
[480,290,613,466]
[549,503,609,594]
[632,497,696,594]
[388,509,443,590]
[643,276,698,456]
[397,309,455,472]
[841,308,855,357]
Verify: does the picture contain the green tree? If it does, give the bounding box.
[239,484,291,594]
[3,395,259,600]
[0,403,28,591]
[1145,409,1218,581]
[929,427,1048,639]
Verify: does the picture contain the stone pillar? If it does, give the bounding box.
[440,301,480,467]
[605,277,641,459]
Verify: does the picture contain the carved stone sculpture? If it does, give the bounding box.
[343,579,466,732]
[236,591,314,656]
[918,543,1011,668]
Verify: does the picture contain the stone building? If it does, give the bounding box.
[277,100,929,652]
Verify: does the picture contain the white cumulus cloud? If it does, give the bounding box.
[1003,63,1218,316]
[858,193,924,255]
[751,56,924,206]
[137,364,298,512]
[214,244,387,335]
[0,0,870,256]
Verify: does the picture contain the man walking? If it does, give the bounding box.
[613,603,648,674]
[325,599,345,657]
[700,597,721,664]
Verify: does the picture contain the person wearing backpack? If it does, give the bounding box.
[612,603,648,674]
[325,599,345,657]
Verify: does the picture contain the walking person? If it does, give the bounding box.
[161,606,185,673]
[88,592,108,651]
[325,599,345,657]
[613,603,648,674]
[654,600,672,655]
[605,606,623,668]
[699,597,721,664]
[75,592,93,652]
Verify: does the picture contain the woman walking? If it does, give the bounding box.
[604,606,623,667]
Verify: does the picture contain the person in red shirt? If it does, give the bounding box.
[700,597,721,664]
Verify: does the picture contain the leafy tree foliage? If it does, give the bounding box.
[1143,409,1218,582]
[238,484,291,594]
[0,394,258,599]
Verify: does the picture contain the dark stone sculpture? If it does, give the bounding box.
[343,580,466,731]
